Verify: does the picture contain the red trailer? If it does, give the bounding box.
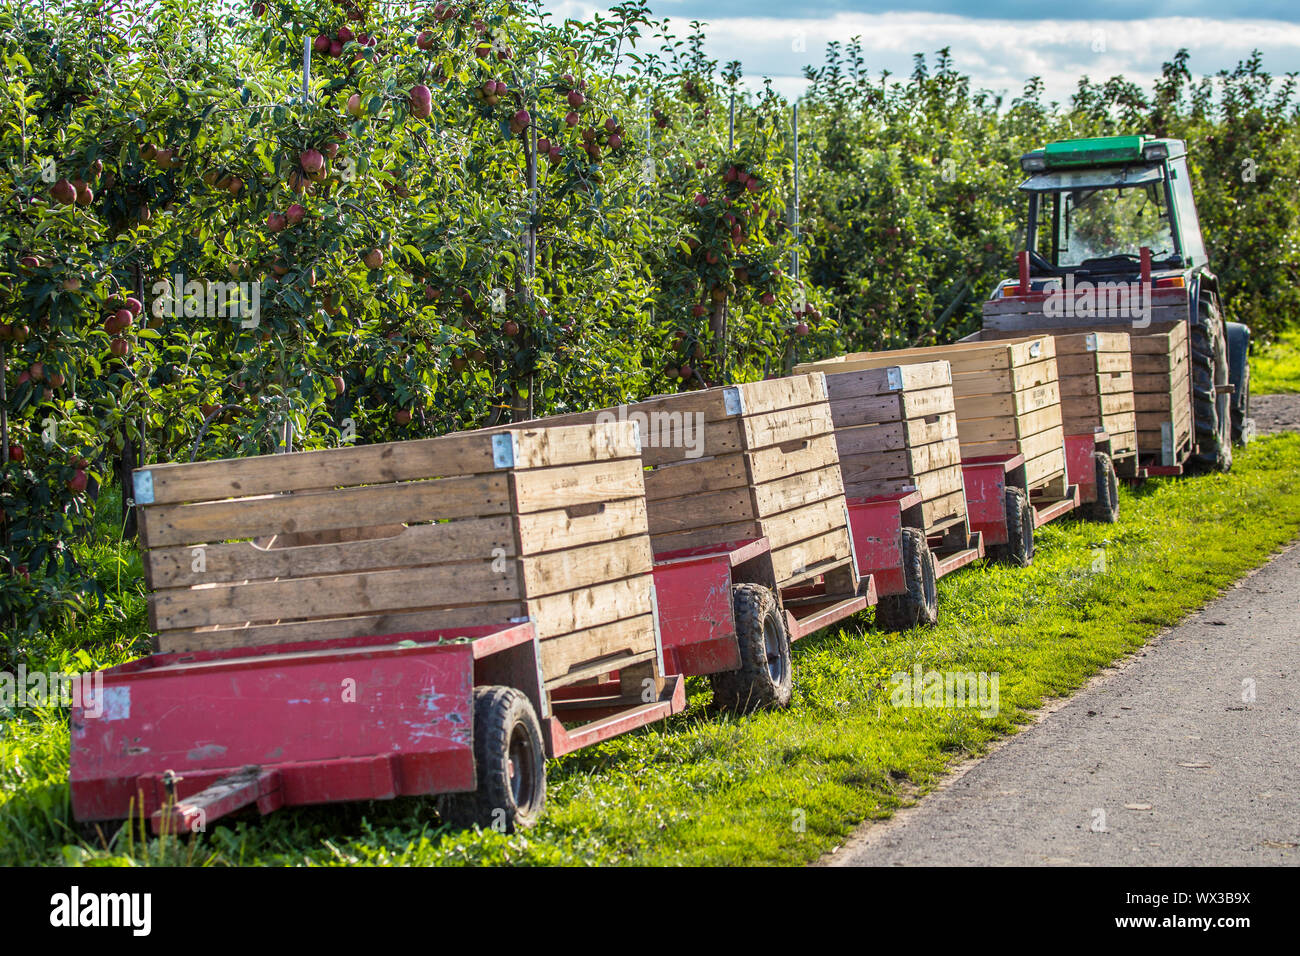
[513,375,874,711]
[961,453,1080,567]
[70,422,684,834]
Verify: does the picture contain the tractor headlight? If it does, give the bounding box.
[1142,142,1169,161]
[1020,152,1048,172]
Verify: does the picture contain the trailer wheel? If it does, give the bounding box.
[989,487,1035,567]
[875,527,938,631]
[709,583,793,712]
[437,685,546,833]
[1081,452,1119,524]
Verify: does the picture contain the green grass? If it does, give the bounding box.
[4,435,1300,866]
[1253,329,1300,394]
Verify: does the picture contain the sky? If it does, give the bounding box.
[544,1,1300,106]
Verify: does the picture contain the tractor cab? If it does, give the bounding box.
[987,134,1252,469]
[998,135,1202,294]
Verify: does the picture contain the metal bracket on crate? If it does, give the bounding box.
[648,582,666,678]
[1085,332,1098,352]
[492,432,518,469]
[132,469,155,505]
[885,366,903,391]
[723,386,745,416]
[1029,340,1043,359]
[1160,421,1174,467]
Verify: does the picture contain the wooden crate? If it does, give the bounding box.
[493,374,857,593]
[973,329,1138,458]
[133,422,664,691]
[1130,320,1193,465]
[981,296,1193,465]
[797,336,1067,496]
[787,360,967,533]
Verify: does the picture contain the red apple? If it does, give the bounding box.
[337,27,354,44]
[109,337,131,357]
[67,469,88,493]
[394,409,412,425]
[314,34,331,53]
[125,297,143,316]
[300,148,324,173]
[363,248,384,269]
[567,90,585,108]
[564,111,580,127]
[7,445,23,462]
[409,84,433,119]
[267,211,287,232]
[347,93,365,118]
[28,362,45,382]
[329,40,343,57]
[503,320,519,337]
[50,179,76,205]
[331,375,346,396]
[795,322,810,336]
[286,203,307,224]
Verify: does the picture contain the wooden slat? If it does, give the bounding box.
[753,465,844,518]
[155,602,525,654]
[770,529,853,586]
[746,433,840,484]
[139,433,500,507]
[645,486,754,536]
[151,559,518,632]
[951,357,1057,397]
[758,497,845,550]
[962,425,1063,461]
[520,535,653,598]
[921,490,967,528]
[817,361,952,399]
[839,439,962,485]
[741,402,835,450]
[527,575,654,642]
[144,516,515,589]
[141,474,511,549]
[644,455,748,501]
[516,496,648,554]
[512,458,645,514]
[1025,446,1067,489]
[957,403,1062,444]
[647,519,763,556]
[539,614,657,683]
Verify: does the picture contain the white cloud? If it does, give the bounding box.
[543,6,1300,104]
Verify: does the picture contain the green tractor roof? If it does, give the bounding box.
[1020,135,1183,173]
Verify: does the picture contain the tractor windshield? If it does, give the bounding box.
[1030,179,1176,274]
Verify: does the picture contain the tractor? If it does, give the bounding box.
[991,134,1252,471]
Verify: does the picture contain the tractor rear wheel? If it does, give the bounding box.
[437,686,546,832]
[1189,297,1233,472]
[989,487,1035,567]
[710,583,793,713]
[1081,452,1119,523]
[875,527,939,631]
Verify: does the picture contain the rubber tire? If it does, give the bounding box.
[709,583,793,713]
[989,486,1035,567]
[1189,297,1233,472]
[875,527,939,631]
[1081,452,1119,523]
[437,686,546,833]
